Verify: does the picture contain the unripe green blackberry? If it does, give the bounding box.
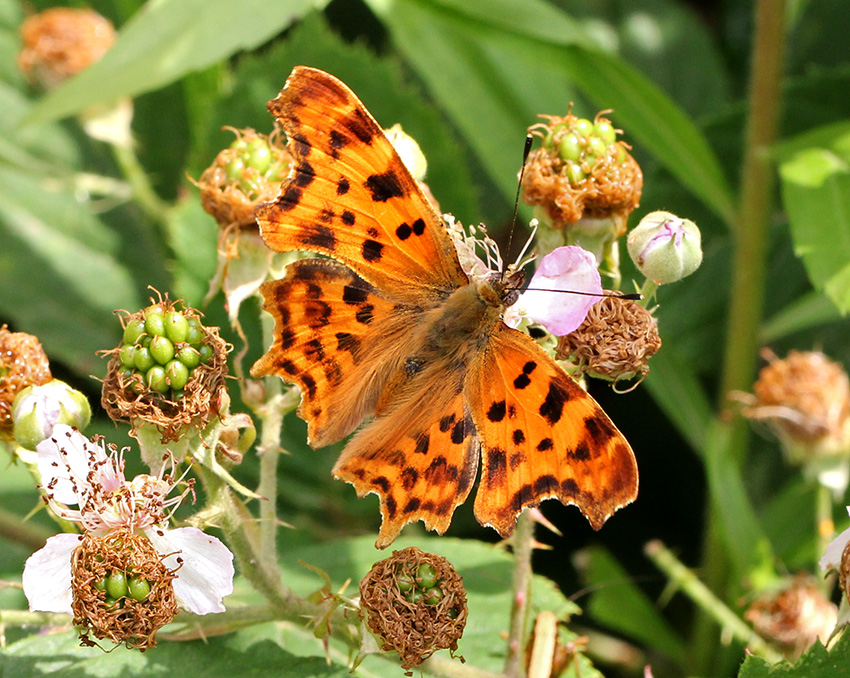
[103,295,230,442]
[127,574,151,602]
[196,128,292,228]
[105,570,128,599]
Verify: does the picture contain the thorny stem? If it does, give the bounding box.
[194,464,291,610]
[504,509,535,678]
[645,540,783,664]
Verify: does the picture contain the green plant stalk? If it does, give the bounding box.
[111,142,171,227]
[645,540,783,664]
[695,0,787,672]
[0,505,52,551]
[718,0,788,449]
[257,311,284,573]
[504,509,535,678]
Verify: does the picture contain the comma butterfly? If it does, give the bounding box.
[251,66,638,548]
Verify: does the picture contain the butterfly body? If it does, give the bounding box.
[252,66,638,547]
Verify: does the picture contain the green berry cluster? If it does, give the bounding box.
[223,136,288,201]
[118,305,212,401]
[93,569,151,608]
[396,563,457,617]
[545,116,626,184]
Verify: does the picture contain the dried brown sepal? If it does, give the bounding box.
[0,325,52,435]
[522,113,642,229]
[745,350,850,445]
[101,298,230,443]
[17,8,115,89]
[195,128,292,230]
[359,547,468,671]
[744,573,837,659]
[556,296,661,384]
[71,529,178,651]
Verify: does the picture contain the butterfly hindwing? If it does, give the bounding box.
[466,323,638,536]
[251,258,403,446]
[256,66,468,301]
[333,393,480,549]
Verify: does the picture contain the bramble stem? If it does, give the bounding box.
[645,540,782,664]
[504,509,535,678]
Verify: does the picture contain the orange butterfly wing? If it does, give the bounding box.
[252,66,638,546]
[466,323,638,536]
[255,66,467,299]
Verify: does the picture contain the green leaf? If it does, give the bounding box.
[24,0,324,126]
[1,629,350,678]
[0,165,140,375]
[779,124,850,313]
[368,0,735,223]
[738,632,850,678]
[704,421,774,578]
[761,291,843,343]
[280,536,579,673]
[644,348,712,452]
[580,544,686,663]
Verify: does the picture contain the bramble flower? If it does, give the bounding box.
[505,246,602,337]
[445,217,601,337]
[23,425,234,648]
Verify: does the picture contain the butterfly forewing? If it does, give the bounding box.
[256,66,468,300]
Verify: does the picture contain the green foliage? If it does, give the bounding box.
[1,0,850,676]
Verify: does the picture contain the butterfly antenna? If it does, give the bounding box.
[503,134,534,276]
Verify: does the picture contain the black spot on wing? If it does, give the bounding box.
[362,239,384,262]
[341,210,355,226]
[291,133,311,158]
[539,379,569,424]
[277,185,302,212]
[365,170,404,202]
[355,305,375,325]
[300,223,336,251]
[414,432,430,455]
[486,448,507,487]
[293,161,315,188]
[487,400,507,422]
[342,285,368,304]
[585,415,616,446]
[342,108,376,144]
[337,177,350,195]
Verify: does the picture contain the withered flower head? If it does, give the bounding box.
[196,128,292,230]
[522,111,643,233]
[101,296,230,443]
[744,574,837,659]
[743,350,850,462]
[17,8,115,89]
[556,296,661,383]
[71,529,178,650]
[359,547,468,671]
[0,325,52,437]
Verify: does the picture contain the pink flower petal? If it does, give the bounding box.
[22,533,82,613]
[146,526,234,614]
[512,246,602,336]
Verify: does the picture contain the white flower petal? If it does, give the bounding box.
[821,509,850,571]
[146,526,234,614]
[36,425,105,505]
[22,533,82,613]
